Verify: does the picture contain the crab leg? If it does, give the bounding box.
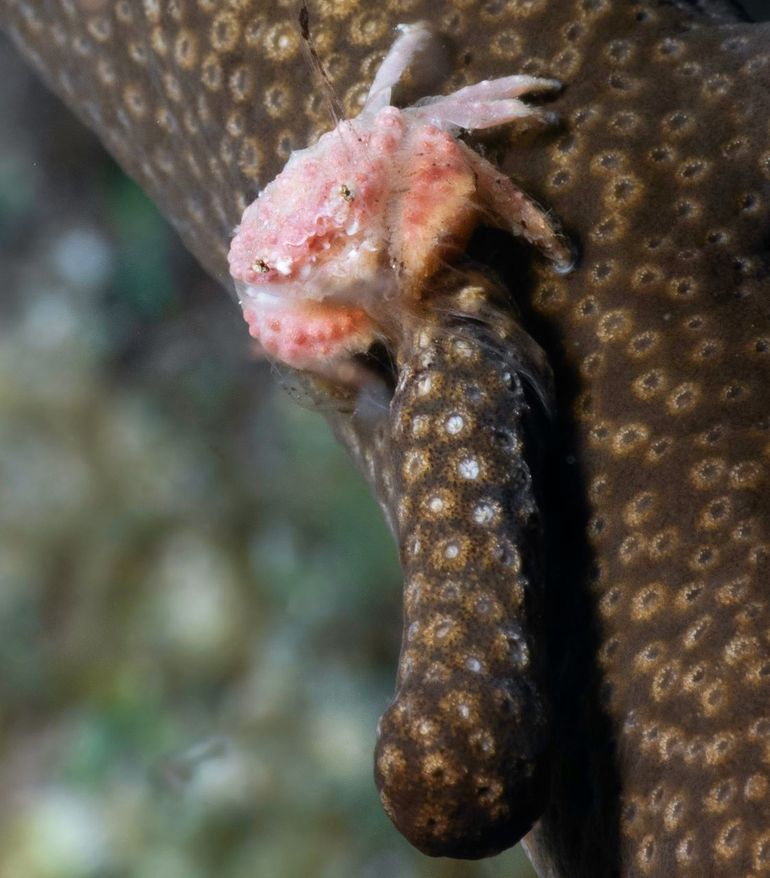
[443,74,560,104]
[413,97,555,131]
[364,22,434,114]
[459,142,575,272]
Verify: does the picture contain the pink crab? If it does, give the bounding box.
[228,22,572,375]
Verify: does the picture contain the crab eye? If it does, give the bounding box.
[251,258,271,273]
[338,183,354,202]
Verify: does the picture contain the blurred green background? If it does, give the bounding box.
[0,32,536,878]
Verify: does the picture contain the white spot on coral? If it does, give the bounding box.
[428,495,444,513]
[446,414,465,435]
[458,457,480,479]
[473,501,496,525]
[444,542,459,559]
[466,657,482,673]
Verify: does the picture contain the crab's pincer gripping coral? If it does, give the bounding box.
[227,21,573,376]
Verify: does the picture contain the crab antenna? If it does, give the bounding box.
[298,1,344,125]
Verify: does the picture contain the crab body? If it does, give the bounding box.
[229,108,474,368]
[228,22,571,373]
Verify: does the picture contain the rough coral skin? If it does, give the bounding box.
[228,23,570,372]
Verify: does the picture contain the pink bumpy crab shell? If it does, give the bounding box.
[228,22,573,373]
